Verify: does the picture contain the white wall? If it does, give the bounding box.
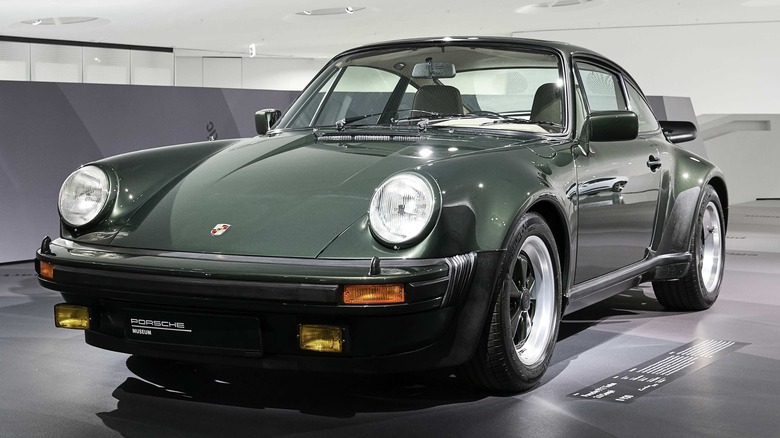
[83,47,130,85]
[516,21,780,115]
[175,56,203,87]
[697,114,780,204]
[203,57,243,88]
[1,41,174,86]
[173,56,326,90]
[241,58,325,90]
[31,43,82,83]
[1,40,325,91]
[0,41,30,80]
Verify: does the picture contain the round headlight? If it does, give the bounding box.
[58,165,111,228]
[369,172,438,247]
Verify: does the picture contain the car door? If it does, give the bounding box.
[573,60,663,283]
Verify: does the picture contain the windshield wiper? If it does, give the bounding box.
[478,117,565,130]
[336,109,439,130]
[335,110,563,132]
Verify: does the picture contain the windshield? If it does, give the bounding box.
[276,44,565,134]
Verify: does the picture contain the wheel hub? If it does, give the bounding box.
[520,287,532,311]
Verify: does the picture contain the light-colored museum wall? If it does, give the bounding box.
[0,40,328,91]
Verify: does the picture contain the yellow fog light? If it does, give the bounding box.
[39,261,55,281]
[343,284,404,304]
[54,304,91,330]
[299,324,343,353]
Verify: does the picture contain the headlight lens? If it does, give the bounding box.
[369,173,438,246]
[58,166,111,227]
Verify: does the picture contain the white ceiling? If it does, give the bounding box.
[2,0,780,59]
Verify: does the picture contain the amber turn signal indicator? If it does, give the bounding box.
[39,261,55,281]
[343,284,405,304]
[54,304,91,330]
[299,324,343,353]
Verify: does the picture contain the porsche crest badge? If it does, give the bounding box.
[211,224,231,236]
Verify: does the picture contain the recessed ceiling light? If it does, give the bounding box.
[516,0,602,13]
[296,7,365,16]
[20,17,100,26]
[538,0,593,7]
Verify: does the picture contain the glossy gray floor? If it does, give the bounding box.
[2,201,779,438]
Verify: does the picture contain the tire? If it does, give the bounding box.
[653,185,725,310]
[462,212,562,392]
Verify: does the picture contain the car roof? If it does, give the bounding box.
[336,36,604,59]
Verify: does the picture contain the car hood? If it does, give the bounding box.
[108,129,546,257]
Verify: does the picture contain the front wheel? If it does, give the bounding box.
[462,212,562,392]
[653,185,725,310]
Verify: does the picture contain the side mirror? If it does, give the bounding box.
[255,109,282,135]
[659,120,697,144]
[584,111,639,143]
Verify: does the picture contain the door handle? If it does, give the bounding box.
[646,155,662,172]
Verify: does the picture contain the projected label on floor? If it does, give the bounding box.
[569,339,749,403]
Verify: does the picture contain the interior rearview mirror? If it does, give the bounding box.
[255,109,282,135]
[411,60,456,79]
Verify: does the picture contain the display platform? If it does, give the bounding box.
[1,201,778,437]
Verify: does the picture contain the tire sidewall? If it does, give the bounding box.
[693,186,726,306]
[497,213,563,383]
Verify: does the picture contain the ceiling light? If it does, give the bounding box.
[296,7,366,16]
[516,0,601,13]
[21,17,100,26]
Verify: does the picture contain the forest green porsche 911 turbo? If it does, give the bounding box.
[36,37,727,392]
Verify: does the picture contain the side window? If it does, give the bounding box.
[626,83,660,132]
[576,62,626,112]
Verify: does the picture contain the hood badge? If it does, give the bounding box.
[211,224,231,237]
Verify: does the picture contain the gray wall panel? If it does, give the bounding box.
[0,80,298,263]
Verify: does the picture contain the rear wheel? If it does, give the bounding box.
[462,213,562,392]
[653,185,725,310]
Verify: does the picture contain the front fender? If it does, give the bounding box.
[318,145,576,259]
[61,139,240,244]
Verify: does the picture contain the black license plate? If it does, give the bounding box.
[125,309,261,352]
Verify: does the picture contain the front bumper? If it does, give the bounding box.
[36,238,501,373]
